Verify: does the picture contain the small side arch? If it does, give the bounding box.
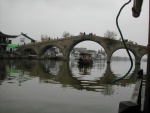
[110,47,136,64]
[38,44,64,59]
[22,48,37,56]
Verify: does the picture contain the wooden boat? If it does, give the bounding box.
[78,53,93,65]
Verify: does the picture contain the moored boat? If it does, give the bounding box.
[78,53,93,65]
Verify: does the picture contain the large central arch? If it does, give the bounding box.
[67,38,108,61]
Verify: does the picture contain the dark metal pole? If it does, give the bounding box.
[144,0,150,112]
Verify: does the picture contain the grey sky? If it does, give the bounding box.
[0,0,149,53]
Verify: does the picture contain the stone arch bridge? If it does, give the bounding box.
[19,34,147,64]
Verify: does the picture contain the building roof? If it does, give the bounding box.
[0,31,35,42]
[79,53,92,56]
[0,31,19,38]
[87,50,97,53]
[21,32,35,42]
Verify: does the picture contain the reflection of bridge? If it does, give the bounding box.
[8,60,140,94]
[19,34,147,64]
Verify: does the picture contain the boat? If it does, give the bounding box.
[78,53,93,65]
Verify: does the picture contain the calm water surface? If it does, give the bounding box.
[0,59,147,113]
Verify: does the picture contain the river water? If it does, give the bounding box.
[0,59,147,113]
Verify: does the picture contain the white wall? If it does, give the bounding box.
[8,35,32,45]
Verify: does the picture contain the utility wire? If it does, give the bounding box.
[112,0,133,83]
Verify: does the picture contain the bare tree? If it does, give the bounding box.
[62,31,71,38]
[104,30,117,39]
[41,34,51,41]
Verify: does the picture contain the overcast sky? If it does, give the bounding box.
[0,0,149,56]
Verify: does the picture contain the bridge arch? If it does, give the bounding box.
[140,51,148,62]
[109,47,138,64]
[111,47,136,59]
[66,38,108,60]
[22,48,37,56]
[38,44,64,58]
[141,53,147,60]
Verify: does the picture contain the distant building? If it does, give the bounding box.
[71,47,87,59]
[45,47,63,58]
[97,49,106,60]
[70,48,106,60]
[0,31,18,54]
[0,31,35,54]
[8,32,35,46]
[72,47,87,53]
[87,50,97,59]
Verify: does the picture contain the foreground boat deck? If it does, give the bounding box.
[141,80,146,112]
[118,73,146,113]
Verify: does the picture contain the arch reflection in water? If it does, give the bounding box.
[71,59,107,81]
[39,60,63,75]
[0,59,147,113]
[0,60,33,86]
[0,59,141,94]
